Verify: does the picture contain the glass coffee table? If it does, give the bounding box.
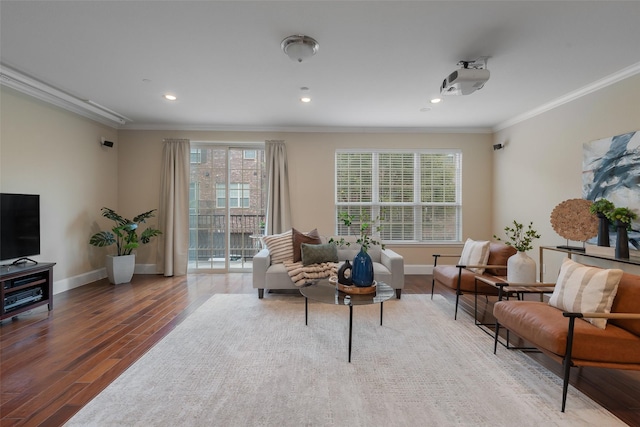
[299,278,395,362]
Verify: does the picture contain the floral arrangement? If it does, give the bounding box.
[607,207,638,227]
[589,198,615,216]
[330,211,385,252]
[494,220,541,252]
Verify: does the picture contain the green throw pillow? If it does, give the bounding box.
[301,243,338,266]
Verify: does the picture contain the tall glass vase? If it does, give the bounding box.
[597,213,610,247]
[615,221,630,259]
[352,248,374,287]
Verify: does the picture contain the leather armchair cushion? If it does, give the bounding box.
[433,265,499,294]
[494,300,640,365]
[485,243,517,276]
[610,272,640,336]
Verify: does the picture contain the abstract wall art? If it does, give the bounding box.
[583,131,640,249]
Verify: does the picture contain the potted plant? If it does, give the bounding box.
[589,198,615,247]
[607,206,638,227]
[606,207,638,259]
[330,211,386,251]
[494,220,541,283]
[331,211,385,287]
[89,207,162,284]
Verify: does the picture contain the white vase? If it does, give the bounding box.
[106,254,135,284]
[507,251,536,283]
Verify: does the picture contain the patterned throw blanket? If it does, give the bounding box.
[283,261,338,286]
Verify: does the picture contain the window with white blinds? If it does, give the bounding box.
[335,150,462,242]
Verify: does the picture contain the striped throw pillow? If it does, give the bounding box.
[262,230,293,264]
[458,238,491,275]
[548,258,623,329]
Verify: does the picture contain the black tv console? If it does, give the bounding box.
[0,262,55,321]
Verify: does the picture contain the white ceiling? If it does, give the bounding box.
[1,1,639,132]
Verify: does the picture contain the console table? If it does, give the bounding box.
[539,246,640,281]
[0,262,55,321]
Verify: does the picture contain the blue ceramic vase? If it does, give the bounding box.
[352,248,374,287]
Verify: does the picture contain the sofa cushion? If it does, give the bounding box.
[292,228,321,262]
[262,230,293,264]
[458,238,491,274]
[301,243,339,266]
[548,258,623,329]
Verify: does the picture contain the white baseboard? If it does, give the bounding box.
[135,264,158,274]
[53,268,106,295]
[54,264,423,295]
[53,264,159,295]
[404,265,433,275]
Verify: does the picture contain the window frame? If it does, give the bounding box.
[335,149,462,243]
[216,182,250,208]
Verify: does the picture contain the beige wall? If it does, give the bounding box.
[118,130,495,268]
[3,72,638,293]
[0,87,118,292]
[493,73,640,280]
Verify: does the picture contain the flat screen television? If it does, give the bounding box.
[0,193,41,262]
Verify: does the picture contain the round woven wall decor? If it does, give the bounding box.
[550,198,598,241]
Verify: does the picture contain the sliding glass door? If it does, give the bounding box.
[189,144,266,272]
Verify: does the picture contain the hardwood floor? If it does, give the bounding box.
[1,274,639,426]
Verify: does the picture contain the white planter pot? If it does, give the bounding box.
[106,254,135,284]
[507,251,536,284]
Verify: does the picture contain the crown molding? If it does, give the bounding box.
[120,123,493,134]
[0,64,130,128]
[494,61,640,132]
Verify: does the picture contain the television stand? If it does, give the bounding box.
[1,262,55,321]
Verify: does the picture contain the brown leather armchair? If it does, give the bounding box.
[431,242,516,319]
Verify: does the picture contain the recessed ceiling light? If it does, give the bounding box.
[420,107,431,112]
[164,94,177,101]
[300,87,311,103]
[430,98,442,104]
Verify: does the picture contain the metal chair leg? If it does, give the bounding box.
[454,292,460,320]
[561,316,578,412]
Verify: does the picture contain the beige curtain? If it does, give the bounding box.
[156,138,190,276]
[265,140,291,234]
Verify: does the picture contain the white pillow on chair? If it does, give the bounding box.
[548,258,623,329]
[458,238,491,275]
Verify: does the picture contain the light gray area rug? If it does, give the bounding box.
[65,294,624,427]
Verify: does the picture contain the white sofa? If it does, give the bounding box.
[252,235,405,299]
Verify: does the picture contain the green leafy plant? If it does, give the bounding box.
[607,207,638,228]
[330,211,385,252]
[89,207,162,256]
[494,220,541,252]
[589,198,615,216]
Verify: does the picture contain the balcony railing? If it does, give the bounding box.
[189,214,265,261]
